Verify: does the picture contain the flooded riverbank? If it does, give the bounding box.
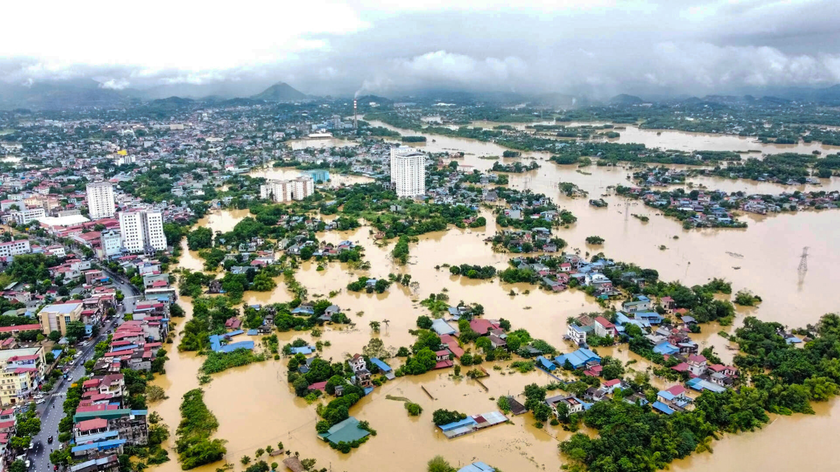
[151,122,840,472]
[469,120,840,155]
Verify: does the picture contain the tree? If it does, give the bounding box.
[432,409,466,426]
[369,321,381,333]
[427,456,456,472]
[416,316,433,329]
[533,402,552,422]
[187,227,213,250]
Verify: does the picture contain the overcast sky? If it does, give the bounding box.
[3,0,840,97]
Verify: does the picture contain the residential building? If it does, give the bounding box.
[348,354,372,388]
[39,302,83,335]
[119,210,166,253]
[593,316,617,338]
[73,409,149,446]
[390,146,426,198]
[0,240,31,258]
[69,455,120,472]
[11,207,46,225]
[259,177,314,202]
[100,230,122,258]
[0,347,46,405]
[86,182,116,220]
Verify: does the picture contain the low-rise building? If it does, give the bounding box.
[38,302,83,335]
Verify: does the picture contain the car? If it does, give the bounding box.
[28,442,33,450]
[24,460,30,468]
[35,398,46,405]
[48,436,53,444]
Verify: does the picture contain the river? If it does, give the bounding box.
[148,125,840,472]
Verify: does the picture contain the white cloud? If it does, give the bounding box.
[0,0,838,96]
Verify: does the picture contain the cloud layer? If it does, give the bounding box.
[2,0,840,97]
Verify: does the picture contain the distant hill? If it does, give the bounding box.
[610,94,643,105]
[0,79,131,110]
[355,94,393,105]
[251,82,308,102]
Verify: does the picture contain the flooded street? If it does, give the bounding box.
[150,125,840,472]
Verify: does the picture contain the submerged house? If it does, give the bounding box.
[555,348,601,370]
[317,417,369,445]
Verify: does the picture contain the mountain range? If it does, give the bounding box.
[1,80,840,111]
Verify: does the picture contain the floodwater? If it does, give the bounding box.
[151,126,840,472]
[468,120,840,155]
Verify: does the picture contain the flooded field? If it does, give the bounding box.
[151,127,840,472]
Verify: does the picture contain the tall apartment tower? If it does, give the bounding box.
[119,210,166,253]
[390,146,426,198]
[86,181,116,220]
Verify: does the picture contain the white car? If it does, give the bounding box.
[35,398,46,405]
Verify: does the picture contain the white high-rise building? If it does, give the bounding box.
[390,146,426,198]
[86,182,116,220]
[259,177,314,203]
[119,210,166,254]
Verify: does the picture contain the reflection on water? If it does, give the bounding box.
[152,124,840,471]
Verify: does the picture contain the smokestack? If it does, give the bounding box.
[353,100,358,131]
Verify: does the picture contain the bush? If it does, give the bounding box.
[405,402,423,416]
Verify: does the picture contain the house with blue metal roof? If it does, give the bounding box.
[535,356,556,371]
[555,348,601,370]
[318,416,369,445]
[636,312,663,325]
[289,345,315,355]
[209,334,255,353]
[431,319,457,336]
[653,341,680,356]
[686,377,726,393]
[652,401,675,415]
[458,462,495,472]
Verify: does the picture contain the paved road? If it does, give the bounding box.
[28,294,127,472]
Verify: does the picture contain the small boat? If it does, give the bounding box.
[733,266,741,270]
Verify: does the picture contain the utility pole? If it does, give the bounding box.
[798,246,809,285]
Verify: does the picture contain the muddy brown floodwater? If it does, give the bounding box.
[468,120,840,155]
[149,126,840,472]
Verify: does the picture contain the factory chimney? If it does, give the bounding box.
[353,100,358,131]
